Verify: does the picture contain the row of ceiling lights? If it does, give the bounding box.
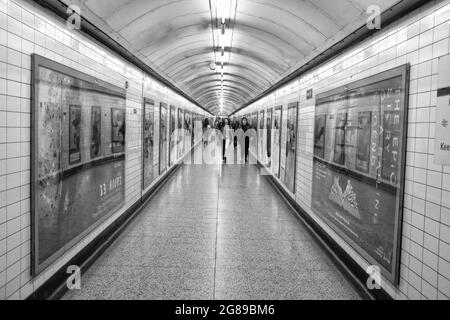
[211,0,237,114]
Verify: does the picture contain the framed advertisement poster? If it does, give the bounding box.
[143,98,155,190]
[178,109,184,158]
[251,112,258,130]
[169,105,176,166]
[266,108,273,167]
[284,103,298,193]
[159,103,168,174]
[273,106,282,178]
[194,113,203,145]
[311,65,410,284]
[190,112,195,148]
[258,110,265,161]
[184,111,192,152]
[250,112,258,157]
[31,54,126,276]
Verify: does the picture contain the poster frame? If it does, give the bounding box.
[258,110,265,161]
[190,112,195,148]
[285,102,299,194]
[142,98,155,191]
[178,108,184,158]
[266,108,273,168]
[169,105,176,166]
[159,102,168,175]
[256,111,259,158]
[274,106,283,178]
[251,112,258,157]
[31,54,127,276]
[312,64,410,285]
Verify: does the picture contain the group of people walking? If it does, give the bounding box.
[202,117,252,163]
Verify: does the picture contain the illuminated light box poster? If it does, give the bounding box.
[195,114,200,144]
[195,114,203,143]
[178,109,184,158]
[143,98,155,189]
[311,65,409,284]
[248,113,258,156]
[251,112,258,130]
[192,113,199,146]
[169,105,176,166]
[159,103,168,174]
[258,110,265,161]
[190,113,195,148]
[284,102,298,193]
[273,107,282,178]
[31,54,126,275]
[184,111,192,151]
[266,108,273,167]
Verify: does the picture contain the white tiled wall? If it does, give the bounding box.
[0,0,208,299]
[237,0,450,300]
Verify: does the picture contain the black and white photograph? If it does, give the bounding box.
[1,0,449,309]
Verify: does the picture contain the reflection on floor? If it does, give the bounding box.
[63,147,361,300]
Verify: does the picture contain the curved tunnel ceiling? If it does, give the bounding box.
[66,0,401,115]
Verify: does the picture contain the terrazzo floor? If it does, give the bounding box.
[63,146,362,300]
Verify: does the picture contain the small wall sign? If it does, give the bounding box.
[307,88,313,100]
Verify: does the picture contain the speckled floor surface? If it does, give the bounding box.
[63,147,361,300]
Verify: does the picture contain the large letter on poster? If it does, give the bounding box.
[311,65,409,284]
[31,55,127,275]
